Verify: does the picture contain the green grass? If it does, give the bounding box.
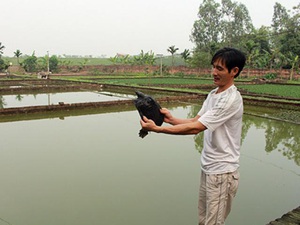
[92,77,300,99]
[64,76,299,99]
[84,77,213,86]
[238,84,300,98]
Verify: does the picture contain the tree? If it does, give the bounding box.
[240,26,272,71]
[167,45,179,66]
[191,0,254,67]
[49,55,59,72]
[108,55,119,64]
[0,42,9,72]
[271,3,300,59]
[14,49,23,64]
[0,58,9,72]
[253,26,272,54]
[181,49,191,65]
[191,0,221,54]
[272,3,289,34]
[79,58,89,70]
[188,47,211,68]
[22,52,38,72]
[220,0,254,47]
[281,5,300,56]
[287,53,299,80]
[243,40,259,76]
[132,50,156,66]
[0,42,5,58]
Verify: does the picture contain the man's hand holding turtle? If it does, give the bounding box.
[140,116,160,133]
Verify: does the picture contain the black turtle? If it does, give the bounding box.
[133,91,164,138]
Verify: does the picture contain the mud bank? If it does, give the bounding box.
[267,206,300,225]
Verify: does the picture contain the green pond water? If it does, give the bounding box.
[0,101,299,225]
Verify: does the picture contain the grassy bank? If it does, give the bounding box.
[57,76,300,99]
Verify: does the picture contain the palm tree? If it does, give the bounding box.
[167,45,179,66]
[181,49,191,65]
[0,42,5,58]
[14,49,22,64]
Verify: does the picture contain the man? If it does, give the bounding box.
[140,47,246,225]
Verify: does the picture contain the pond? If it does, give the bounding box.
[0,90,135,108]
[0,101,299,225]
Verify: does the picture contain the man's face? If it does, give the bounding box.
[212,59,238,91]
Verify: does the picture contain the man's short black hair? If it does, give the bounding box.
[211,47,246,78]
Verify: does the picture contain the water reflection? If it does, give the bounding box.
[0,88,191,109]
[0,95,6,108]
[0,102,299,225]
[0,91,135,108]
[243,115,300,166]
[15,94,24,102]
[183,102,300,167]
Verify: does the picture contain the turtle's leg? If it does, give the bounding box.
[139,129,148,138]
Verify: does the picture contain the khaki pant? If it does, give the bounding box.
[198,170,240,225]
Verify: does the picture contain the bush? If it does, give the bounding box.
[264,73,277,80]
[22,55,38,72]
[0,58,10,72]
[174,72,185,77]
[49,55,59,72]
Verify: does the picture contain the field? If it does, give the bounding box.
[238,84,300,98]
[67,76,300,99]
[88,77,213,86]
[1,75,300,122]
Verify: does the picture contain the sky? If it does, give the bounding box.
[1,0,299,58]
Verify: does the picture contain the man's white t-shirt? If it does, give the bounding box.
[198,85,243,174]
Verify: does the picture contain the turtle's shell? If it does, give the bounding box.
[134,91,164,138]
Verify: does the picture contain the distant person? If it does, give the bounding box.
[139,47,246,225]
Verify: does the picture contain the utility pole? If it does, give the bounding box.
[47,51,50,74]
[156,54,163,76]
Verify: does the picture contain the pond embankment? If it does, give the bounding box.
[267,206,300,225]
[0,79,299,121]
